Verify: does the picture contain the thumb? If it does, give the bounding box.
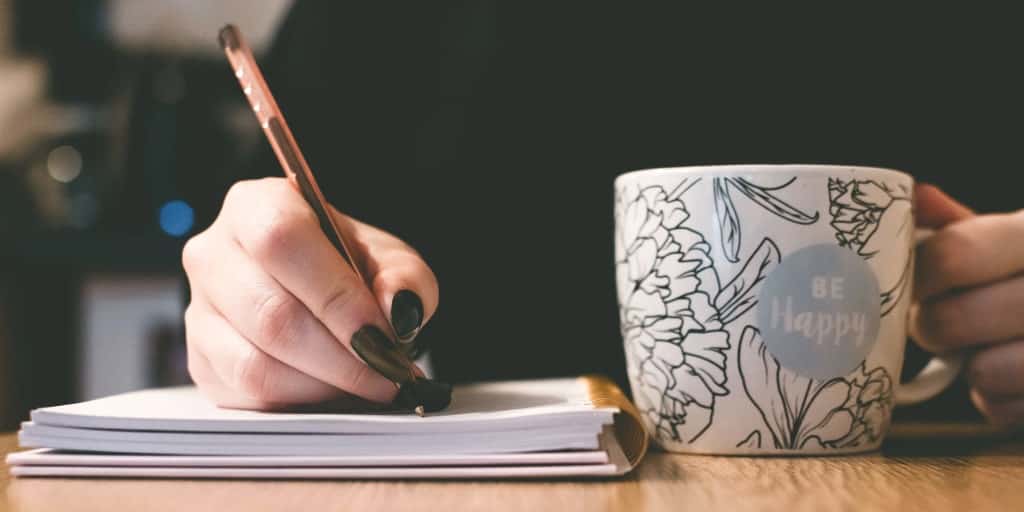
[329,206,439,356]
[915,183,974,229]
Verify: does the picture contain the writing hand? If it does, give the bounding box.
[182,178,438,410]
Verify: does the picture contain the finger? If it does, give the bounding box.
[187,337,254,408]
[188,344,387,413]
[223,179,423,367]
[914,183,974,230]
[188,336,290,411]
[185,323,295,411]
[970,388,1024,429]
[331,208,439,343]
[185,301,345,407]
[915,210,1024,301]
[966,341,1024,397]
[915,274,1024,351]
[183,229,398,403]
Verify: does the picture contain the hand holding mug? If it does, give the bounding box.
[912,183,1024,428]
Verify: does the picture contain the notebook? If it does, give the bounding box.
[8,376,649,479]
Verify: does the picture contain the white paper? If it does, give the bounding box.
[12,379,634,479]
[18,426,603,456]
[8,428,633,478]
[31,379,616,434]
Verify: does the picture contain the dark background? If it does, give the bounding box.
[1,1,1020,427]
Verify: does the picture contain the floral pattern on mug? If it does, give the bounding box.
[736,326,894,450]
[713,177,819,263]
[615,179,781,443]
[828,178,913,316]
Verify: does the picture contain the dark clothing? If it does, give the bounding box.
[248,2,1021,418]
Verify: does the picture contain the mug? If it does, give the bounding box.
[614,165,961,455]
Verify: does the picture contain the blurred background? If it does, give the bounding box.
[0,0,291,428]
[0,1,1018,429]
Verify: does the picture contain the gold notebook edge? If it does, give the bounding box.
[578,374,649,470]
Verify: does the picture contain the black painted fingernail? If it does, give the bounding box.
[390,290,423,342]
[395,377,453,413]
[351,325,414,383]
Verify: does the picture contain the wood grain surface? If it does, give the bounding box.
[2,423,1021,512]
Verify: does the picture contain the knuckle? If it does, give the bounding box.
[319,278,359,320]
[224,179,259,207]
[227,178,315,264]
[233,346,274,401]
[253,293,303,351]
[246,208,313,264]
[248,212,293,263]
[181,233,207,273]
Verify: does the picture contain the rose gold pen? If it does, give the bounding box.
[217,24,449,416]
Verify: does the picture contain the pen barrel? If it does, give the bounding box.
[266,119,355,268]
[219,24,365,283]
[218,26,432,396]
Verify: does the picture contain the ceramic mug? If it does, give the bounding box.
[614,165,961,455]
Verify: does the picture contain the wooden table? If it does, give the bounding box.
[2,423,1022,511]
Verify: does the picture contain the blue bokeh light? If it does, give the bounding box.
[159,200,195,237]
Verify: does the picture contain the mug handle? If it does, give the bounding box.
[894,350,964,406]
[894,227,964,406]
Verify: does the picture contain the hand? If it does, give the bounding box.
[911,183,1024,428]
[182,178,438,410]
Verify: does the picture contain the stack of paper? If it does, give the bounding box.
[9,378,647,479]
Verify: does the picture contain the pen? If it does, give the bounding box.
[217,24,450,416]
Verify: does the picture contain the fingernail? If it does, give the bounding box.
[351,325,415,384]
[390,290,423,342]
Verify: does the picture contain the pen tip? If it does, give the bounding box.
[394,378,452,413]
[414,405,425,417]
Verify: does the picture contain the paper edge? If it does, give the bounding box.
[7,448,610,468]
[9,463,620,479]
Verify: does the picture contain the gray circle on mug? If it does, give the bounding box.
[756,244,881,380]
